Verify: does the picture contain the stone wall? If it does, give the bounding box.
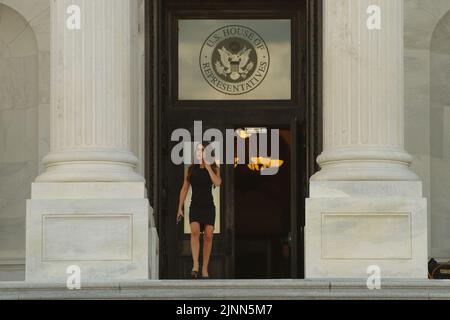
[0,0,49,280]
[0,0,147,281]
[404,0,450,259]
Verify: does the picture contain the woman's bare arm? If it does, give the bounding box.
[178,168,191,213]
[205,165,222,187]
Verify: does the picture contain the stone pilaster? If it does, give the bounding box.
[305,0,428,279]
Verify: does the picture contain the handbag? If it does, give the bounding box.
[428,258,450,279]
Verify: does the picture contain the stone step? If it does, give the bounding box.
[1,279,450,300]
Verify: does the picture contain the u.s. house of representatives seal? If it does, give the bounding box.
[200,25,270,95]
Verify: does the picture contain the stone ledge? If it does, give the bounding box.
[1,280,450,300]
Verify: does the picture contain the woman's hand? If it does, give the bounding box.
[204,164,222,187]
[176,208,184,223]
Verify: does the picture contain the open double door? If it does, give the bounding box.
[162,119,305,279]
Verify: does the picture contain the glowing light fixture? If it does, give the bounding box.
[234,157,284,171]
[235,127,268,139]
[250,157,284,172]
[235,129,251,139]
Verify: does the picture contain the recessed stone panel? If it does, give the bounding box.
[321,213,412,260]
[42,214,133,261]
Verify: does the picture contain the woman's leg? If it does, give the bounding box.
[190,222,201,271]
[202,225,214,277]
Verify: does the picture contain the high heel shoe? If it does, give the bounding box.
[191,270,199,279]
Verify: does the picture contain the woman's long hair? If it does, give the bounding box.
[187,142,219,186]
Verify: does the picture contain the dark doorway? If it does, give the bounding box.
[234,129,291,279]
[146,0,322,280]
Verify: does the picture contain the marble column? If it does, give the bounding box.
[305,0,428,279]
[26,0,157,283]
[312,0,418,182]
[37,0,143,182]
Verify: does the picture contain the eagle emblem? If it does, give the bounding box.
[215,46,255,81]
[200,25,270,95]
